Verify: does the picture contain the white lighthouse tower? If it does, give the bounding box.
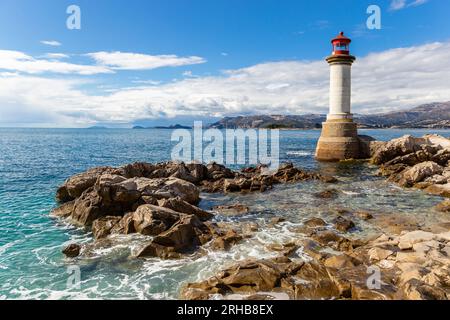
[316,32,360,161]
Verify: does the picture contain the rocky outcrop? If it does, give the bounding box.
[54,161,333,260]
[369,135,450,197]
[136,214,213,258]
[202,162,337,194]
[181,228,450,300]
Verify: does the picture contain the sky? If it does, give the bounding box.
[0,0,449,127]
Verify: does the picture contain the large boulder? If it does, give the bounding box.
[127,204,181,236]
[206,162,235,181]
[181,259,290,298]
[136,214,212,258]
[149,178,200,204]
[92,216,122,239]
[425,183,450,198]
[119,162,156,178]
[56,166,117,202]
[371,135,429,165]
[158,197,213,221]
[392,161,443,187]
[424,134,450,149]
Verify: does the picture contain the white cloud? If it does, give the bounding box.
[40,40,62,47]
[0,50,112,75]
[221,52,229,56]
[86,51,206,70]
[1,41,449,126]
[43,53,70,59]
[389,0,429,11]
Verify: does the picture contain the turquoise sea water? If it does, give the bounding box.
[0,128,448,299]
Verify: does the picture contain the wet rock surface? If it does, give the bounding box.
[52,159,450,300]
[181,227,450,300]
[53,161,335,260]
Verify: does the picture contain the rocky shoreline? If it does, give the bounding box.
[51,134,450,300]
[52,161,336,259]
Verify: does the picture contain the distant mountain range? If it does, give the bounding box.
[133,124,192,130]
[208,102,450,129]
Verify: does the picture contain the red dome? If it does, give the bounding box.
[331,31,351,44]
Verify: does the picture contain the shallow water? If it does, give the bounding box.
[0,128,448,299]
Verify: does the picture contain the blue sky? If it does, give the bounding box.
[0,0,449,127]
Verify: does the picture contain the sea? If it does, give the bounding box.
[0,128,448,299]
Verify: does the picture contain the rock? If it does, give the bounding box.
[313,189,339,199]
[182,259,285,296]
[400,279,447,300]
[371,135,429,165]
[312,230,344,246]
[393,161,443,187]
[324,254,358,269]
[70,188,109,226]
[128,205,181,236]
[435,200,450,212]
[213,204,250,216]
[398,231,436,250]
[92,216,122,239]
[282,261,340,300]
[319,175,338,183]
[384,149,432,167]
[368,247,394,261]
[158,197,213,221]
[206,162,234,181]
[119,162,156,178]
[333,216,355,232]
[355,211,373,220]
[269,217,286,226]
[50,201,75,218]
[396,251,427,264]
[425,183,450,198]
[151,178,200,205]
[137,214,212,258]
[424,134,450,149]
[56,166,117,202]
[62,243,81,258]
[424,174,448,185]
[210,228,243,251]
[372,213,421,235]
[378,163,408,177]
[431,149,450,166]
[304,217,327,228]
[186,162,208,183]
[331,265,397,300]
[438,231,450,241]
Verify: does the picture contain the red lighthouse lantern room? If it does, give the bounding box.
[331,31,351,55]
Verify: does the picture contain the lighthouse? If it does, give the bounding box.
[315,32,361,161]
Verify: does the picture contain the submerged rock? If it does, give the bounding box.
[314,189,339,199]
[62,243,81,258]
[333,216,356,232]
[212,204,250,216]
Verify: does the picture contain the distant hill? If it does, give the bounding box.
[356,102,450,128]
[133,124,192,130]
[208,102,450,129]
[209,114,326,129]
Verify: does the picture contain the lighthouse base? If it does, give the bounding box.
[315,120,361,161]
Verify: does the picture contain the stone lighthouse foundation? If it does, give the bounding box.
[315,120,360,161]
[316,32,361,161]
